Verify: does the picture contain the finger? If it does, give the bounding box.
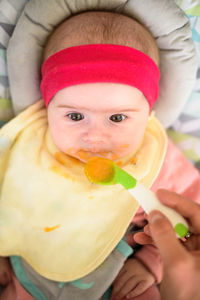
[144,224,151,236]
[114,269,126,281]
[148,210,190,267]
[126,281,149,298]
[133,232,153,245]
[113,276,138,300]
[156,189,200,232]
[111,271,129,296]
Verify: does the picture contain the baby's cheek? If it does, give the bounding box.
[130,128,146,148]
[50,130,72,153]
[114,132,143,156]
[115,143,130,154]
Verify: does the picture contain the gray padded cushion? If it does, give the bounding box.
[7,0,198,128]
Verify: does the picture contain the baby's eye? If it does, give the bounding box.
[67,113,84,121]
[109,114,127,122]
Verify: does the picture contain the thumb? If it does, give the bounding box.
[149,210,189,266]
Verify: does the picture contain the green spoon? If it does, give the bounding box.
[84,157,189,238]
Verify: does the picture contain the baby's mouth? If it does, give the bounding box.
[66,148,119,161]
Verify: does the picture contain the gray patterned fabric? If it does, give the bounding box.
[0,0,28,96]
[168,2,200,168]
[0,0,29,122]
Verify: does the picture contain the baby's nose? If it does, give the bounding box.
[82,134,104,144]
[82,128,108,144]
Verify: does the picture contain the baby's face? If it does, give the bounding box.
[47,83,149,163]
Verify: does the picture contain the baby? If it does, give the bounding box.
[0,10,199,300]
[44,11,159,299]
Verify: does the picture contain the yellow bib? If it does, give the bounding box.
[0,100,167,281]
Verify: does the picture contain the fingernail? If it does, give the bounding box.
[149,211,164,224]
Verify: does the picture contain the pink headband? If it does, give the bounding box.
[41,44,160,108]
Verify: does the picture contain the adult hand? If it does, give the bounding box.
[135,189,200,300]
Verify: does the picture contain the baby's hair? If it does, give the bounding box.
[43,11,159,65]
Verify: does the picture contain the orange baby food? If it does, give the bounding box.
[44,225,61,232]
[84,157,114,183]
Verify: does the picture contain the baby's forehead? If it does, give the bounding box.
[50,82,149,112]
[43,11,158,65]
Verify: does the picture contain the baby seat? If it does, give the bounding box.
[0,0,199,299]
[0,0,199,169]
